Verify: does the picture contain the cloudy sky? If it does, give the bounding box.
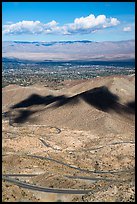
[2,2,135,42]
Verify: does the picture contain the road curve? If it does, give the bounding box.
[64,175,128,183]
[27,154,134,174]
[2,176,91,194]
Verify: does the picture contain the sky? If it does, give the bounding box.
[2,2,135,42]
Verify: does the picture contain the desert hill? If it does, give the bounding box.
[2,75,135,134]
[2,75,135,202]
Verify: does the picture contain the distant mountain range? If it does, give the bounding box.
[2,40,135,62]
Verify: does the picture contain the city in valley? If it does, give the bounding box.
[2,56,135,202]
[2,2,135,202]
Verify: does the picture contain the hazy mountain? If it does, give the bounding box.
[2,40,135,62]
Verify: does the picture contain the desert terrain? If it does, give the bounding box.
[2,74,135,202]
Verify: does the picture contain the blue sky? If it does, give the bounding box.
[2,2,135,42]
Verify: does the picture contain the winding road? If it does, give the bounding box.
[2,176,91,194]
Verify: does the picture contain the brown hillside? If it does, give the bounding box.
[2,75,135,202]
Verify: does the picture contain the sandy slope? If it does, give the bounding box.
[2,75,135,202]
[2,75,135,134]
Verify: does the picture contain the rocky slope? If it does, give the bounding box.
[2,75,135,202]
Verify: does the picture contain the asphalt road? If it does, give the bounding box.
[2,176,92,194]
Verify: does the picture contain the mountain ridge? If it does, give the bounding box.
[2,40,135,62]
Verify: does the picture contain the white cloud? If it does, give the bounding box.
[3,20,59,35]
[3,20,43,35]
[123,26,132,32]
[66,14,120,34]
[3,14,120,35]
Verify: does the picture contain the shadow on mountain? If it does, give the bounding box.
[80,86,119,112]
[80,87,135,115]
[9,86,135,125]
[11,94,69,109]
[9,93,77,125]
[9,110,36,126]
[126,101,135,113]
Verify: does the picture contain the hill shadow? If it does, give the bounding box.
[9,93,77,125]
[9,86,135,125]
[9,110,37,126]
[126,101,135,113]
[11,94,69,109]
[80,87,135,115]
[80,86,119,112]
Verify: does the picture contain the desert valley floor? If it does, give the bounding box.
[2,75,135,202]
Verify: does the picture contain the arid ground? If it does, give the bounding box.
[2,75,135,202]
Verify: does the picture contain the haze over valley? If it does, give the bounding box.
[2,40,135,62]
